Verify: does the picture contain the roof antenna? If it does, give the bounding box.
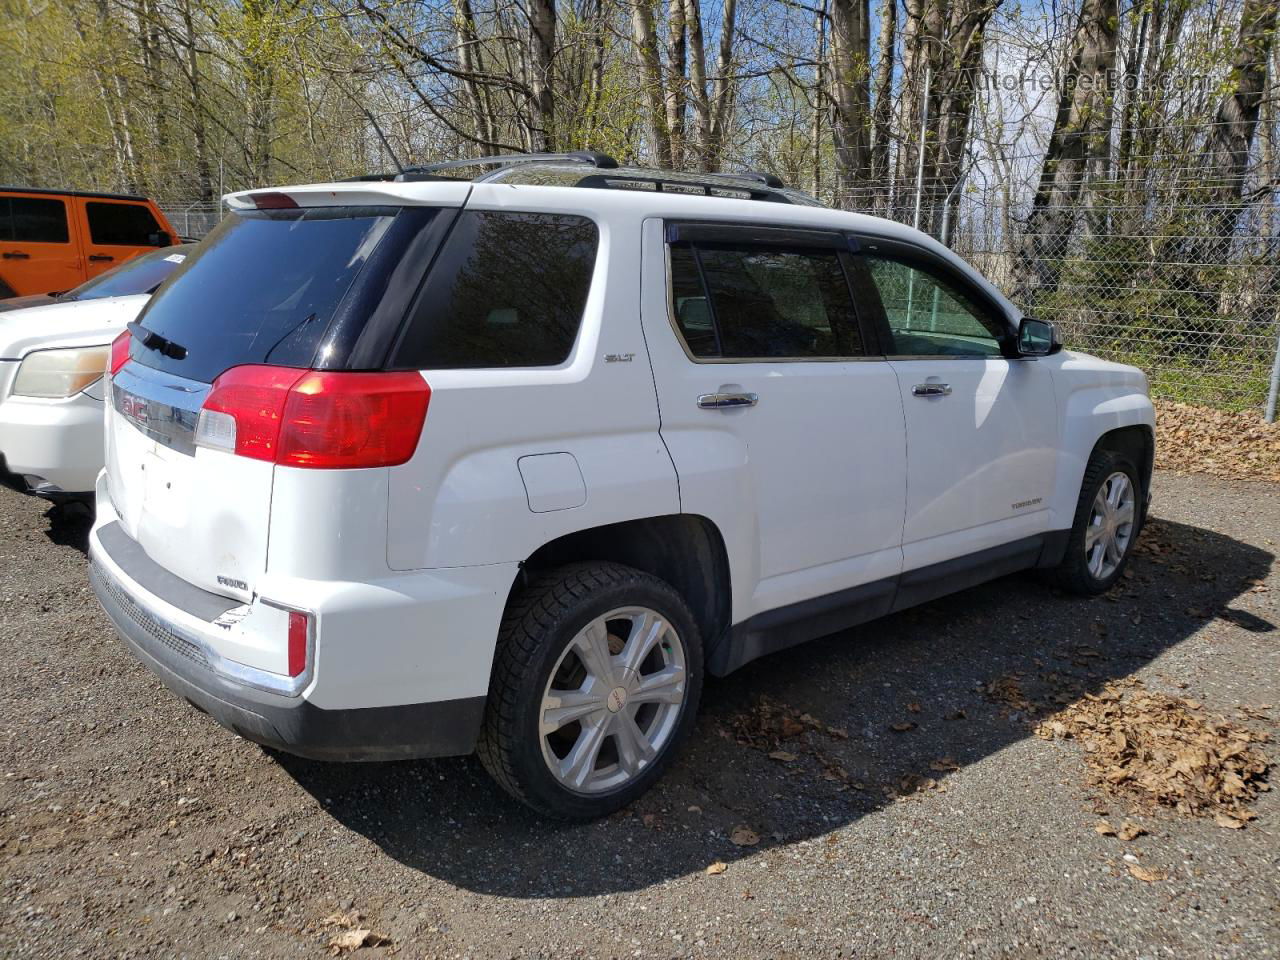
[355,103,406,176]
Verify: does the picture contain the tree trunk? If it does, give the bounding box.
[827,0,871,204]
[1010,0,1120,305]
[454,0,497,152]
[706,0,737,170]
[685,0,711,166]
[629,0,673,165]
[870,0,896,212]
[527,0,556,151]
[1197,0,1278,260]
[665,0,687,167]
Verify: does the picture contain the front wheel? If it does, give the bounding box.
[1050,449,1143,595]
[477,563,703,819]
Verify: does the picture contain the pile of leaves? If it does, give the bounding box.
[1154,399,1280,482]
[1038,680,1271,828]
[728,695,849,750]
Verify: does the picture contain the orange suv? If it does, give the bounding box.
[0,187,178,298]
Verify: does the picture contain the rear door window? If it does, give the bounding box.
[668,242,864,359]
[86,201,164,246]
[1,196,70,244]
[390,211,598,369]
[129,206,431,383]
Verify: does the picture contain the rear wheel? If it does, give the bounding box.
[477,563,703,819]
[1050,449,1143,595]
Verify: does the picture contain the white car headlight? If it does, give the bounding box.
[11,345,110,399]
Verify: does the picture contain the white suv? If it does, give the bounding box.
[88,153,1154,819]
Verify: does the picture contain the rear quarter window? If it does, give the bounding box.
[390,211,598,369]
[86,202,164,246]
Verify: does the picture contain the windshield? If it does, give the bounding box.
[64,246,191,301]
[128,206,429,383]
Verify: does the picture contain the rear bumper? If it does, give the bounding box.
[88,514,491,762]
[0,390,103,495]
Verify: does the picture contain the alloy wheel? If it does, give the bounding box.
[539,606,687,795]
[1085,471,1136,580]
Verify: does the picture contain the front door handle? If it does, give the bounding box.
[1,251,30,260]
[911,383,952,397]
[89,254,115,262]
[698,392,759,409]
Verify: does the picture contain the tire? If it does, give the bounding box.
[477,562,703,820]
[1050,449,1144,595]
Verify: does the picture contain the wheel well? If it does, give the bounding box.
[518,515,732,657]
[1094,425,1154,496]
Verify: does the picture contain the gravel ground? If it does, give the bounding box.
[1,472,1277,959]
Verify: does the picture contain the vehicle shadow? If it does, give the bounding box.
[277,517,1273,899]
[0,469,92,553]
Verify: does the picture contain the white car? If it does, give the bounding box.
[0,245,193,499]
[0,295,151,498]
[87,153,1154,819]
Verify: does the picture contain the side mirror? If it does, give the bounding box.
[147,231,174,248]
[1017,317,1061,357]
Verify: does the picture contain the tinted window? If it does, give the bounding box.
[669,243,863,359]
[66,246,190,300]
[1,196,70,243]
[392,211,597,369]
[86,201,163,246]
[130,207,416,383]
[866,256,1003,357]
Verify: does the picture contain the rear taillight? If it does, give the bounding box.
[109,330,131,375]
[196,365,430,469]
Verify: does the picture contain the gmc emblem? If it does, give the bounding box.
[121,394,148,424]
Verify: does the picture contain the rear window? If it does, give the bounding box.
[130,206,423,383]
[0,196,69,244]
[86,201,164,246]
[390,211,598,369]
[66,247,188,300]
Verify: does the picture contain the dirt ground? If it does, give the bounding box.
[0,471,1277,959]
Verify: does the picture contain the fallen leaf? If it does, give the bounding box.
[328,928,391,954]
[1117,821,1146,841]
[1094,821,1116,836]
[729,825,760,847]
[705,861,728,875]
[907,702,922,713]
[944,709,967,721]
[767,750,798,763]
[1214,811,1247,829]
[778,716,805,739]
[890,721,917,733]
[1127,864,1164,883]
[929,757,959,772]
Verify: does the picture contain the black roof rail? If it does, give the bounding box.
[398,150,618,179]
[720,170,785,189]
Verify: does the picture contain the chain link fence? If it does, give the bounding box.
[157,201,224,242]
[158,170,1280,418]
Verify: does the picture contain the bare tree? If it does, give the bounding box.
[1010,0,1119,304]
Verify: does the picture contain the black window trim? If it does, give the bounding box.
[662,220,885,364]
[850,235,1018,360]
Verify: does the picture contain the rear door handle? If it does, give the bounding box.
[2,251,30,260]
[911,383,952,397]
[698,392,759,409]
[89,254,115,262]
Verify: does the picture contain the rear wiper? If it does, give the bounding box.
[127,320,188,360]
